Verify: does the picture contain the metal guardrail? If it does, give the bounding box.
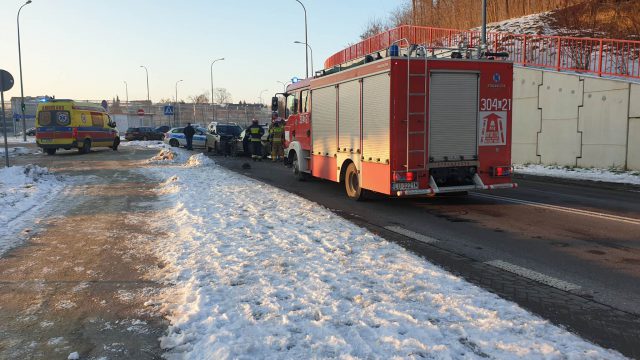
[324,25,640,80]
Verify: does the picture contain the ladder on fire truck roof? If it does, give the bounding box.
[404,44,429,174]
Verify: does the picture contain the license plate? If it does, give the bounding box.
[392,182,419,191]
[39,138,53,144]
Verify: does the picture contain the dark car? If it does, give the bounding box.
[124,127,164,141]
[155,125,171,134]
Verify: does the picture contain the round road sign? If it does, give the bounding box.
[0,70,14,92]
[137,108,145,116]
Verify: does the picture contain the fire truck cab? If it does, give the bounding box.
[278,36,517,200]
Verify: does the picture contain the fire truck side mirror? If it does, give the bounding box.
[271,97,278,112]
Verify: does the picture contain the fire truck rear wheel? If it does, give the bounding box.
[344,162,363,200]
[45,148,57,155]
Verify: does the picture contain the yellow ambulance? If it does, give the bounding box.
[35,99,120,155]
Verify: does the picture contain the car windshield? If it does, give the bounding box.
[217,125,242,136]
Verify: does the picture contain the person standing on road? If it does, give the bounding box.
[183,123,195,150]
[269,116,285,162]
[247,119,264,161]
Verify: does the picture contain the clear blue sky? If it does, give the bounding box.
[0,0,403,104]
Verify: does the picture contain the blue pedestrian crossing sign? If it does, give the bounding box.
[163,105,174,116]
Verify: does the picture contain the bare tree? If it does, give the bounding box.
[360,17,390,40]
[213,88,232,104]
[188,93,210,104]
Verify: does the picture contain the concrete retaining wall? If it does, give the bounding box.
[512,67,639,170]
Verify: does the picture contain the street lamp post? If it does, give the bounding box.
[294,41,314,76]
[175,80,183,127]
[123,81,129,113]
[276,81,291,93]
[140,65,150,114]
[17,0,32,141]
[259,89,268,106]
[294,0,309,79]
[210,57,224,122]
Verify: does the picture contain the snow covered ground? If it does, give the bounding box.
[120,140,167,149]
[474,12,557,35]
[137,149,625,359]
[0,146,41,156]
[514,164,640,186]
[6,137,36,144]
[0,165,64,255]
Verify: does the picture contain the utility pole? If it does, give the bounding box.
[481,0,487,49]
[175,80,183,127]
[17,0,32,142]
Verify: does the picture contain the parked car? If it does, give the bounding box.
[205,122,244,155]
[125,127,164,141]
[155,125,171,134]
[240,124,270,157]
[163,126,207,148]
[19,127,36,136]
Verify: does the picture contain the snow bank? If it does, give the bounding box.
[138,159,624,359]
[0,165,63,255]
[184,153,213,168]
[515,164,640,185]
[147,148,214,168]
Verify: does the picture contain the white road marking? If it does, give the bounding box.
[384,226,439,244]
[472,192,640,226]
[485,260,581,292]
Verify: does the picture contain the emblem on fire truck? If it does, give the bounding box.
[479,111,507,146]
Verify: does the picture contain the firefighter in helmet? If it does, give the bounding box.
[247,118,264,161]
[269,111,285,161]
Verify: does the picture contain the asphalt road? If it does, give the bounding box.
[210,154,640,355]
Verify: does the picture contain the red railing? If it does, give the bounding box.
[324,25,640,80]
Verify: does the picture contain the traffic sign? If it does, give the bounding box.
[163,105,174,116]
[137,108,145,116]
[1,69,15,167]
[0,70,14,92]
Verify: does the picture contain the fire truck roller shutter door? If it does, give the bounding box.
[311,86,337,157]
[428,72,479,162]
[362,74,390,163]
[338,80,360,154]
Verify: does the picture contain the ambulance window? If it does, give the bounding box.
[38,111,52,126]
[301,90,309,113]
[287,93,298,115]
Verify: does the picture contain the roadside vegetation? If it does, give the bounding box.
[360,0,639,40]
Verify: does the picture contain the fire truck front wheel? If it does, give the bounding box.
[344,162,364,201]
[292,152,307,181]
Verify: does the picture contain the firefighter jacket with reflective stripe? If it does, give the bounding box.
[247,124,264,142]
[269,124,284,143]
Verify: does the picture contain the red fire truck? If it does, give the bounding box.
[277,36,517,200]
